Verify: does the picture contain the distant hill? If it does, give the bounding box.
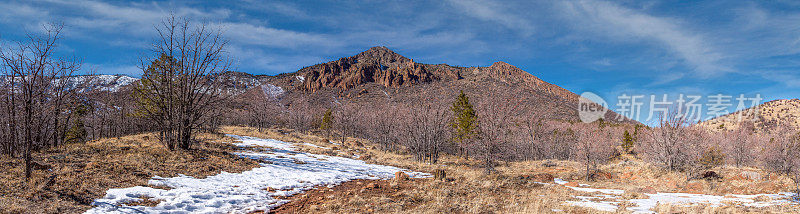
[64,74,139,92]
[247,46,636,124]
[697,99,800,132]
[71,72,266,95]
[68,47,636,124]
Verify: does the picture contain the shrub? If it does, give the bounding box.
[698,146,725,170]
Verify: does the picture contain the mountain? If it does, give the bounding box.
[65,74,139,92]
[697,99,800,132]
[68,72,268,95]
[254,46,634,124]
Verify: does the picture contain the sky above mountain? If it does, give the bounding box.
[1,0,798,124]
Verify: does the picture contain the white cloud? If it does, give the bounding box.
[225,45,323,73]
[760,70,800,88]
[447,0,535,36]
[214,22,340,49]
[558,0,730,77]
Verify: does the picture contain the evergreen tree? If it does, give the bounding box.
[320,108,333,131]
[64,102,89,144]
[450,90,478,157]
[621,130,634,154]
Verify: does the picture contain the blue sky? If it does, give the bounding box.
[1,0,799,124]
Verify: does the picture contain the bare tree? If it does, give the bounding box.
[642,107,700,171]
[249,84,283,131]
[360,102,399,151]
[133,16,231,150]
[762,125,800,175]
[398,103,450,164]
[335,102,359,144]
[475,90,521,173]
[0,24,82,179]
[576,124,615,181]
[726,121,756,167]
[516,112,546,161]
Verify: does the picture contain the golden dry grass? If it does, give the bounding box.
[3,126,798,213]
[698,99,800,132]
[0,132,260,214]
[224,126,800,214]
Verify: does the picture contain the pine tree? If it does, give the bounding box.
[320,108,333,131]
[64,102,89,144]
[450,90,478,157]
[132,54,182,150]
[621,130,634,154]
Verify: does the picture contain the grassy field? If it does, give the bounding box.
[2,126,799,213]
[222,126,800,213]
[0,132,259,214]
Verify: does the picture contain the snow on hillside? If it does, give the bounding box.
[61,75,138,92]
[84,75,138,92]
[260,84,285,100]
[0,74,139,92]
[84,135,428,214]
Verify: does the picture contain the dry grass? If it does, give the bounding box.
[698,99,800,132]
[0,132,260,214]
[4,126,798,213]
[225,126,800,214]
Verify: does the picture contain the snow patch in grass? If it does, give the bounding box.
[627,192,795,213]
[85,134,429,214]
[557,179,797,213]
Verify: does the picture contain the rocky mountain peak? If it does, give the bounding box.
[297,47,433,92]
[355,46,410,63]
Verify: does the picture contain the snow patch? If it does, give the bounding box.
[260,84,284,99]
[556,179,797,213]
[85,135,429,214]
[627,192,795,213]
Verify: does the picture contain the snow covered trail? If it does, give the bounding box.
[557,178,797,213]
[85,134,429,214]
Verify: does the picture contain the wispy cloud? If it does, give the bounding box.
[760,70,800,88]
[558,0,730,77]
[214,22,340,49]
[447,0,535,36]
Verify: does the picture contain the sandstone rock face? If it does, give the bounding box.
[260,46,638,125]
[484,61,579,102]
[298,46,434,92]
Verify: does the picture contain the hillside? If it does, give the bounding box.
[253,46,634,124]
[697,99,800,132]
[61,47,632,124]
